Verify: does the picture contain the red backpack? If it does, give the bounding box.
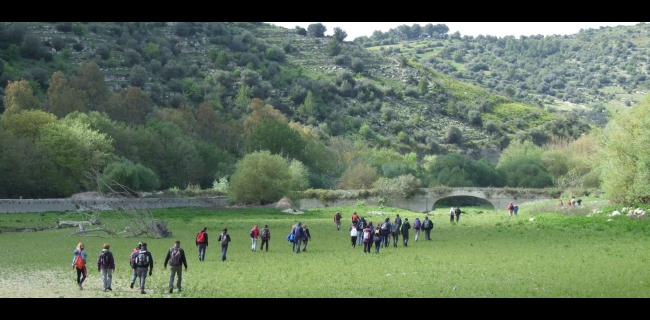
[196,231,205,243]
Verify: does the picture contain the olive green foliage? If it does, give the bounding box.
[425,153,503,188]
[497,157,553,188]
[600,93,650,203]
[246,119,306,163]
[338,163,380,190]
[372,174,422,199]
[326,38,342,56]
[99,158,160,195]
[229,150,293,204]
[288,159,310,191]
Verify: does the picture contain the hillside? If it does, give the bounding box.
[0,22,621,199]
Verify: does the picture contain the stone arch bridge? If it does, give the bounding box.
[386,187,556,212]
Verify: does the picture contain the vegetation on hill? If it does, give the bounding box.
[0,22,648,204]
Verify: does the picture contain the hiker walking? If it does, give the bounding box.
[391,218,400,247]
[301,224,312,252]
[356,217,367,247]
[373,225,383,253]
[196,227,208,261]
[129,242,142,289]
[250,225,260,252]
[260,225,271,252]
[134,242,153,294]
[293,222,304,253]
[218,229,231,262]
[513,205,519,215]
[362,223,372,253]
[97,243,115,292]
[413,217,421,242]
[350,223,358,248]
[289,224,297,251]
[72,242,87,290]
[507,202,515,216]
[334,212,342,231]
[423,216,433,241]
[577,198,582,206]
[352,212,359,225]
[380,218,391,247]
[449,207,456,222]
[454,206,462,222]
[401,218,411,246]
[164,240,187,293]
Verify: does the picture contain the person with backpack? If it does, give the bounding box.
[218,229,231,262]
[134,242,153,294]
[454,206,462,222]
[260,225,271,252]
[401,218,411,246]
[334,212,342,231]
[301,224,312,252]
[380,218,391,248]
[362,223,372,253]
[373,225,383,253]
[164,240,187,293]
[196,227,208,261]
[423,216,433,241]
[449,207,456,223]
[352,212,359,225]
[71,242,87,290]
[356,217,367,247]
[97,243,115,292]
[250,225,260,252]
[413,218,421,242]
[129,242,142,289]
[293,222,304,253]
[350,223,358,248]
[513,205,519,215]
[289,224,297,251]
[507,203,515,216]
[390,219,400,248]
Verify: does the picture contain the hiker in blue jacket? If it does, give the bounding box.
[380,218,391,247]
[293,222,304,254]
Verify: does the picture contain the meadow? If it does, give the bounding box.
[0,199,649,298]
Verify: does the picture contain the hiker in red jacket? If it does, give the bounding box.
[196,227,208,261]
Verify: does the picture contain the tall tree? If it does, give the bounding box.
[3,80,41,115]
[69,61,110,110]
[122,87,153,125]
[47,71,88,118]
[307,23,327,37]
[332,27,348,42]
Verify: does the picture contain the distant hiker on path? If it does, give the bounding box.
[454,206,462,222]
[196,227,208,261]
[334,212,342,231]
[507,203,515,216]
[362,223,372,253]
[513,205,518,215]
[218,229,231,261]
[72,242,87,290]
[401,218,411,247]
[350,223,358,248]
[352,212,359,225]
[164,240,187,293]
[129,242,142,289]
[413,218,421,241]
[357,217,367,247]
[301,224,312,252]
[97,243,115,292]
[373,225,383,253]
[260,225,271,252]
[250,225,260,252]
[293,222,304,253]
[450,207,456,222]
[134,242,153,294]
[423,216,433,241]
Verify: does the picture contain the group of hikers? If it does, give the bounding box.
[71,240,187,295]
[342,212,434,254]
[558,198,582,207]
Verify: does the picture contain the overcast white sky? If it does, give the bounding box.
[267,22,640,39]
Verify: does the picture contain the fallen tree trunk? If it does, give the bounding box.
[69,227,117,237]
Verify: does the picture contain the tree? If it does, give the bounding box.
[332,27,348,42]
[432,24,450,38]
[229,150,293,205]
[295,26,307,36]
[496,157,553,188]
[243,98,288,134]
[600,94,650,203]
[247,118,307,163]
[338,163,380,189]
[129,65,148,89]
[0,109,57,142]
[351,58,364,73]
[326,38,342,56]
[99,158,160,195]
[307,23,327,37]
[69,61,110,110]
[3,80,41,115]
[123,87,153,125]
[297,90,318,118]
[446,126,463,144]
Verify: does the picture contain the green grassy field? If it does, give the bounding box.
[1,200,649,297]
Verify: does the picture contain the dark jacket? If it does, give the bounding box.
[357,218,367,231]
[164,246,188,268]
[260,227,271,240]
[401,221,411,237]
[196,231,208,246]
[303,228,312,241]
[218,233,231,246]
[362,228,372,244]
[380,221,392,235]
[97,249,115,270]
[423,218,433,230]
[135,249,154,270]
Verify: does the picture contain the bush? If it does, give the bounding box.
[228,150,293,205]
[373,174,422,199]
[351,58,364,73]
[99,159,160,195]
[337,163,380,189]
